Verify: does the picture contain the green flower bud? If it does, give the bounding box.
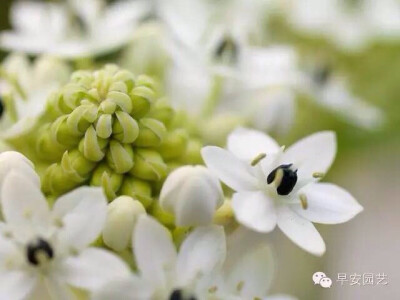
[134,118,166,147]
[105,140,134,174]
[120,176,153,208]
[79,126,108,162]
[102,196,146,252]
[25,65,196,201]
[147,98,175,126]
[112,111,139,143]
[42,149,96,195]
[181,139,203,164]
[158,129,188,160]
[130,86,155,118]
[130,149,167,181]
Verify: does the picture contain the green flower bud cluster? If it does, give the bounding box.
[35,65,199,205]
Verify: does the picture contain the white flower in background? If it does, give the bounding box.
[306,65,384,129]
[0,53,71,138]
[0,0,149,58]
[93,215,226,300]
[202,127,363,256]
[160,165,224,227]
[284,0,400,51]
[223,46,303,135]
[211,226,297,300]
[164,0,275,115]
[0,172,130,299]
[102,196,146,252]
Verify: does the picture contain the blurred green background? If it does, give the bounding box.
[0,1,399,299]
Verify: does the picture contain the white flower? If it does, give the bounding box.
[222,46,303,135]
[202,127,363,256]
[285,0,400,51]
[0,172,130,299]
[0,0,149,58]
[93,215,226,299]
[102,196,146,252]
[164,0,276,116]
[306,66,384,129]
[159,166,224,227]
[0,53,71,138]
[0,151,40,194]
[211,226,297,300]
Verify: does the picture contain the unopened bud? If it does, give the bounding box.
[130,149,167,181]
[119,176,153,208]
[159,166,224,226]
[134,118,166,147]
[102,196,146,252]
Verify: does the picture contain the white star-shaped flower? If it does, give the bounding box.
[93,215,226,300]
[202,127,363,256]
[0,0,149,58]
[0,53,71,138]
[306,65,384,130]
[285,0,400,51]
[210,226,297,300]
[0,172,130,299]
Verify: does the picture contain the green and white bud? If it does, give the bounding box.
[9,65,200,206]
[119,176,153,208]
[102,196,146,252]
[130,149,167,181]
[159,166,224,226]
[30,65,172,198]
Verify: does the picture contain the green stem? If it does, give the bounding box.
[201,75,224,118]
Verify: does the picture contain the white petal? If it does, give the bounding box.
[251,89,296,136]
[293,183,363,224]
[282,131,336,183]
[201,146,258,191]
[227,127,280,161]
[160,166,224,226]
[29,277,75,300]
[232,191,277,233]
[225,245,274,299]
[1,171,50,235]
[277,206,325,256]
[133,215,177,287]
[176,225,226,285]
[60,247,131,291]
[0,271,36,300]
[52,187,107,251]
[0,151,40,194]
[91,277,153,300]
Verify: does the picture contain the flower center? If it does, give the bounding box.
[169,289,197,300]
[26,238,54,266]
[0,96,4,118]
[267,164,298,196]
[214,36,238,64]
[314,65,331,86]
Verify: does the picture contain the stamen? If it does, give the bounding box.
[236,281,244,292]
[273,168,284,187]
[251,153,266,166]
[312,172,325,179]
[299,194,308,210]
